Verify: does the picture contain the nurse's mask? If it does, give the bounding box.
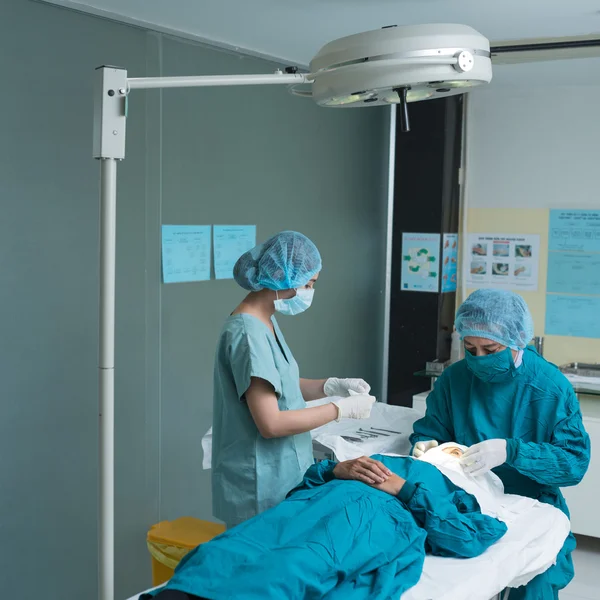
[274,288,314,316]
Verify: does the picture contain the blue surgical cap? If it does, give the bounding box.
[455,289,534,350]
[233,231,322,292]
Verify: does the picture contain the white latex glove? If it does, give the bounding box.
[332,394,376,420]
[324,377,371,398]
[461,439,507,477]
[412,440,439,458]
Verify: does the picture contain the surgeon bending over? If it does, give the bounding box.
[212,231,377,529]
[410,289,590,599]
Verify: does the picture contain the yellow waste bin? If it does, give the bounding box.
[147,516,226,586]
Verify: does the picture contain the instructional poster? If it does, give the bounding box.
[466,233,540,291]
[549,209,600,252]
[545,209,600,338]
[161,225,211,284]
[401,233,440,293]
[213,225,257,280]
[547,252,600,296]
[441,233,458,293]
[545,295,600,339]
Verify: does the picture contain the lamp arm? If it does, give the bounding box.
[127,71,308,91]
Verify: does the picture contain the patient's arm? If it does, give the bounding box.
[401,484,507,559]
[287,457,392,498]
[333,456,391,484]
[300,460,505,559]
[370,474,406,496]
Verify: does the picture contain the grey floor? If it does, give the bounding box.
[562,536,600,599]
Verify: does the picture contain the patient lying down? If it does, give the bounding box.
[143,444,508,600]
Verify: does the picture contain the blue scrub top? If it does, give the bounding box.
[211,313,313,528]
[410,347,590,514]
[410,348,590,597]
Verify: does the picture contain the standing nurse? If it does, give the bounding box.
[410,289,590,599]
[212,231,382,529]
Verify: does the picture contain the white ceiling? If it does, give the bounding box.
[42,0,600,87]
[42,0,600,66]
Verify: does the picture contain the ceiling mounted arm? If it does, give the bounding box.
[490,34,600,65]
[127,71,309,91]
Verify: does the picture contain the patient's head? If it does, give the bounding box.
[417,443,468,471]
[421,442,468,463]
[441,445,464,459]
[417,441,505,502]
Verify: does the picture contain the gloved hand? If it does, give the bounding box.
[324,377,371,397]
[332,394,376,420]
[461,439,507,476]
[412,440,439,458]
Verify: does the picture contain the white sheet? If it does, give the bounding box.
[201,400,422,469]
[127,487,569,600]
[402,494,569,599]
[310,399,423,460]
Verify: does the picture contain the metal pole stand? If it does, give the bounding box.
[93,65,128,600]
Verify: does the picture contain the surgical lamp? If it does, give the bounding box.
[93,22,490,600]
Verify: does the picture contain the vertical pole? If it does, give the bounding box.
[381,105,397,403]
[458,94,470,307]
[99,158,117,600]
[94,65,127,600]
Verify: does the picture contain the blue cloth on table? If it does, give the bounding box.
[141,455,506,600]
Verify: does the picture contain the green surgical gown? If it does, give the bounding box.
[410,347,590,598]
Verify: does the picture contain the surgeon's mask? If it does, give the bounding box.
[274,288,314,316]
[464,346,516,384]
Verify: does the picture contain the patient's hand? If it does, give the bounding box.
[333,456,392,485]
[370,474,406,497]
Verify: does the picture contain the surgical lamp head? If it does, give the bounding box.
[305,23,492,131]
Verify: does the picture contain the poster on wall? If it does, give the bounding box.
[465,233,540,291]
[441,233,459,293]
[549,209,600,253]
[213,225,257,280]
[547,252,600,296]
[545,208,600,339]
[401,233,440,293]
[161,225,211,284]
[545,295,600,339]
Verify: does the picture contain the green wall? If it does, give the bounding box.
[0,1,390,597]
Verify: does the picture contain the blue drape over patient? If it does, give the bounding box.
[141,455,507,600]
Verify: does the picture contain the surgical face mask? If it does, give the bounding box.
[274,288,314,316]
[464,346,516,384]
